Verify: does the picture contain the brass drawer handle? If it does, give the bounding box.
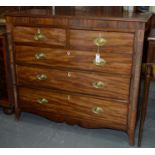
[36,74,47,80]
[92,107,103,114]
[92,81,105,89]
[37,98,48,105]
[93,58,106,66]
[94,37,107,47]
[35,52,46,60]
[34,28,45,41]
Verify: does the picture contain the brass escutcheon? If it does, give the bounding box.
[67,95,71,101]
[67,72,71,77]
[67,51,71,56]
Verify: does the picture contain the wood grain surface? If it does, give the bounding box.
[18,87,128,130]
[70,30,134,52]
[16,65,130,100]
[13,26,66,46]
[15,45,133,75]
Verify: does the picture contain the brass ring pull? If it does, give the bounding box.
[92,107,103,114]
[37,98,48,105]
[93,58,106,66]
[34,28,45,41]
[94,37,107,47]
[36,74,47,80]
[92,81,105,89]
[35,52,46,60]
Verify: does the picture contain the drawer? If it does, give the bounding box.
[15,46,132,75]
[13,26,66,46]
[16,66,130,100]
[18,87,128,130]
[70,30,134,53]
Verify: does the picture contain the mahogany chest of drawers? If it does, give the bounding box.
[5,7,151,145]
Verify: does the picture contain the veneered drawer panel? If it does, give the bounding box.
[16,66,130,100]
[15,46,132,75]
[13,26,66,46]
[70,30,134,53]
[18,87,128,130]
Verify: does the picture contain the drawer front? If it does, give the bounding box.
[18,87,128,130]
[70,30,134,53]
[15,46,132,75]
[13,26,66,46]
[16,66,130,100]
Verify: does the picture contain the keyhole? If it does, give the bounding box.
[67,72,71,77]
[67,95,71,101]
[67,51,70,56]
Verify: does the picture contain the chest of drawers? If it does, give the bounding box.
[5,7,151,145]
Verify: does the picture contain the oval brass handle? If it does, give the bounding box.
[34,28,45,41]
[92,81,105,89]
[36,74,47,80]
[92,107,103,114]
[35,52,46,60]
[93,58,106,66]
[37,98,48,105]
[94,37,107,47]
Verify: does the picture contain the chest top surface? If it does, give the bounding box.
[5,6,152,23]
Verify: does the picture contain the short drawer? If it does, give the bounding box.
[13,26,66,46]
[18,87,128,130]
[15,46,132,75]
[70,30,134,53]
[16,66,130,100]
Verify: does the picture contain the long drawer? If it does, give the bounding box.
[13,26,66,46]
[70,29,134,53]
[16,65,130,100]
[15,46,132,75]
[18,87,128,130]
